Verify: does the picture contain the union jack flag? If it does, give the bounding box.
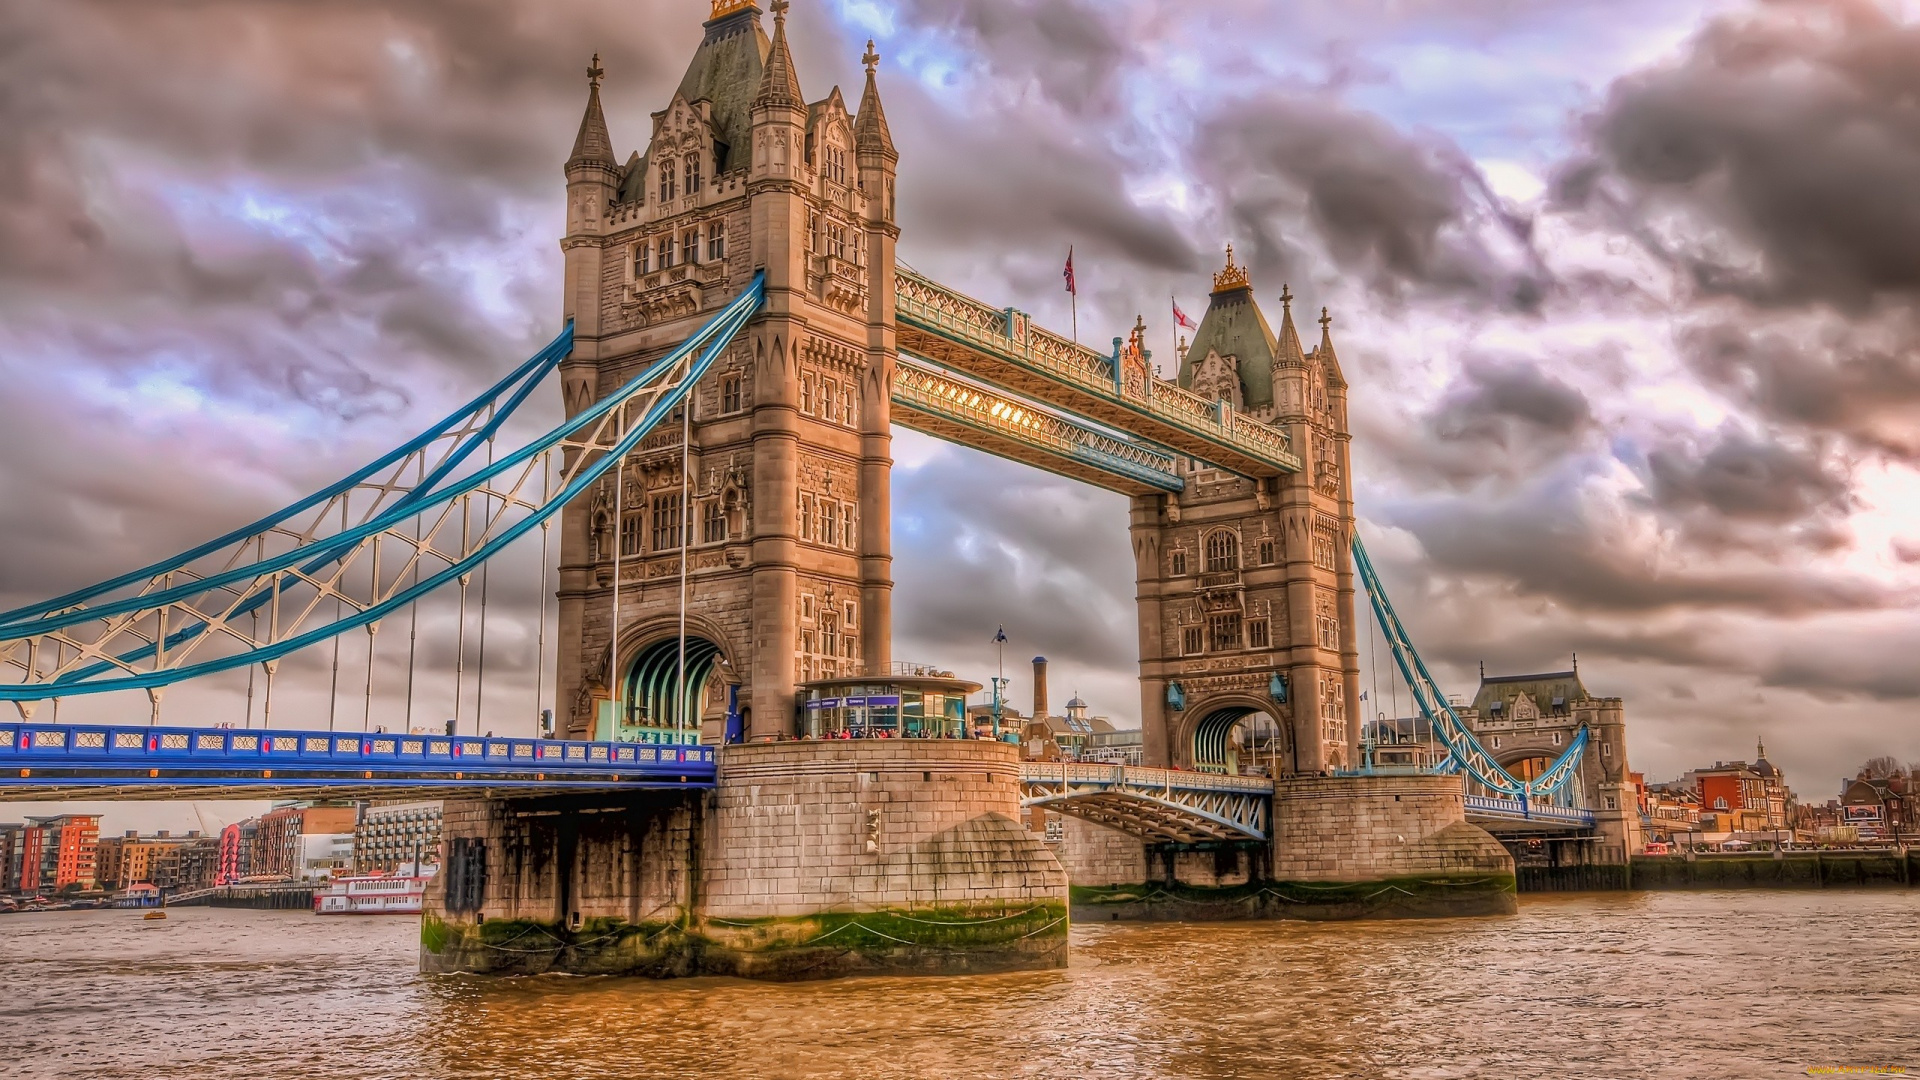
[1062,246,1076,296]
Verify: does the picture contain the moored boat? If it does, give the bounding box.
[313,873,431,915]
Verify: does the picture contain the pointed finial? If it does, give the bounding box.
[863,39,880,74]
[1280,283,1293,310]
[771,0,790,22]
[1319,306,1331,331]
[1211,243,1250,293]
[587,53,604,88]
[1224,242,1235,267]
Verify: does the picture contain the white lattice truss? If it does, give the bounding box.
[1020,763,1273,843]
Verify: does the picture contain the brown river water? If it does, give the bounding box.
[2,891,1916,1079]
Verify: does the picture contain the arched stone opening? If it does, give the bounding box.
[620,635,724,740]
[1186,698,1293,776]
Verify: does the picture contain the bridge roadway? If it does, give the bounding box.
[0,722,714,801]
[1017,763,1595,844]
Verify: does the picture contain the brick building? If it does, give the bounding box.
[250,804,357,880]
[1840,775,1912,841]
[20,814,100,892]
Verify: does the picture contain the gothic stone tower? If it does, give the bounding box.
[1132,249,1362,774]
[555,1,899,741]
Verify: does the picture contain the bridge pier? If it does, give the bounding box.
[421,739,1068,980]
[1055,772,1516,921]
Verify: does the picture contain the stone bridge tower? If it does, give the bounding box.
[554,0,899,741]
[1132,250,1362,774]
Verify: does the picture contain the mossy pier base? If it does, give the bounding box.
[420,740,1070,980]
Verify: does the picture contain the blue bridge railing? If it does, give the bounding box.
[0,722,715,795]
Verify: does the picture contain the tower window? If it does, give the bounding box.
[825,144,847,186]
[1207,612,1242,652]
[1258,538,1275,566]
[634,243,651,277]
[841,504,856,549]
[650,494,684,552]
[798,495,813,540]
[620,510,644,558]
[1248,619,1271,650]
[1171,550,1187,576]
[683,227,700,264]
[821,503,837,546]
[660,234,676,269]
[799,376,814,414]
[702,501,725,544]
[720,372,742,413]
[844,601,857,627]
[1204,530,1240,573]
[829,223,849,262]
[823,379,840,422]
[708,229,726,261]
[684,153,702,195]
[658,163,677,204]
[1181,626,1204,656]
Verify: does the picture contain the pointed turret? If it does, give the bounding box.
[854,40,896,160]
[568,54,618,170]
[1316,306,1347,387]
[755,0,803,108]
[1273,284,1307,370]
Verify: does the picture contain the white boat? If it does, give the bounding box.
[313,874,431,915]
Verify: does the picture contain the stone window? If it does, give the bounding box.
[841,503,856,549]
[801,595,815,621]
[683,152,702,195]
[661,233,677,269]
[821,501,837,546]
[1181,625,1203,656]
[843,601,857,627]
[820,615,838,659]
[701,501,725,544]
[1171,549,1188,576]
[720,372,742,413]
[682,227,700,264]
[824,143,847,186]
[1207,612,1242,652]
[799,375,814,414]
[1551,731,1561,746]
[649,493,684,552]
[1204,529,1239,573]
[798,494,813,540]
[634,242,651,277]
[1492,736,1501,749]
[1312,518,1339,571]
[1258,538,1275,566]
[619,510,644,558]
[708,229,725,262]
[829,222,849,261]
[1604,795,1617,810]
[1247,619,1270,650]
[844,387,858,427]
[806,211,819,253]
[658,161,676,203]
[823,379,840,422]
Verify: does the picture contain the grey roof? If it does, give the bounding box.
[854,56,895,156]
[1469,670,1591,716]
[569,80,617,169]
[675,5,771,173]
[1180,283,1279,409]
[754,5,802,108]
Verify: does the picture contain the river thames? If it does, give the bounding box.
[2,891,1915,1079]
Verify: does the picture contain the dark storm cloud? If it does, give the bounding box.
[1388,471,1889,618]
[1385,356,1596,486]
[891,445,1137,673]
[1194,92,1548,310]
[1557,0,1920,312]
[1645,426,1853,524]
[1681,317,1920,462]
[891,0,1137,118]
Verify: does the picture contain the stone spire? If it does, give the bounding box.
[1317,305,1347,386]
[853,39,896,158]
[568,54,618,169]
[1273,283,1307,369]
[755,0,803,108]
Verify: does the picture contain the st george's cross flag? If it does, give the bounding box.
[1172,298,1198,331]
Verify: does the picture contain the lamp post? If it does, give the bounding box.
[991,627,1008,741]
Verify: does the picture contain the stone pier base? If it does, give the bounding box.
[420,739,1070,980]
[1060,772,1517,922]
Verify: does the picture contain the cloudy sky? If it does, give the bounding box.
[6,0,1920,831]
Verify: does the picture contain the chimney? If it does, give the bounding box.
[1032,656,1049,721]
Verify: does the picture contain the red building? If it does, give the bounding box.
[21,814,100,892]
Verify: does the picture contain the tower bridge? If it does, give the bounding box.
[0,1,1638,978]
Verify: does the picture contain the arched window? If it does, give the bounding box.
[1171,549,1188,576]
[684,153,702,195]
[658,162,677,203]
[1204,529,1239,573]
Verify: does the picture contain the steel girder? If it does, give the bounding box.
[0,277,765,706]
[1020,762,1272,842]
[1352,533,1588,806]
[892,353,1184,495]
[894,268,1301,477]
